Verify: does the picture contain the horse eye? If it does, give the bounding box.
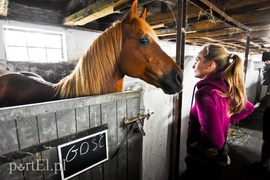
[138,36,149,45]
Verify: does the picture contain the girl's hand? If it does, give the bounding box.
[204,148,218,157]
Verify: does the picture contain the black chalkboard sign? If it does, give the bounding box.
[57,128,108,180]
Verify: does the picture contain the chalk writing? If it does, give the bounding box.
[58,129,108,180]
[64,134,105,163]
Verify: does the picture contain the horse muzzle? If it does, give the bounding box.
[160,71,183,94]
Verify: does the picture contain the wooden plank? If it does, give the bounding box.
[56,109,76,137]
[22,153,43,180]
[0,91,140,122]
[0,126,107,164]
[89,104,103,180]
[42,148,61,180]
[0,120,18,154]
[70,109,90,180]
[66,0,82,12]
[36,114,59,179]
[17,117,39,149]
[0,159,23,180]
[70,175,80,180]
[116,99,128,180]
[127,97,141,180]
[76,106,90,131]
[90,104,101,128]
[0,91,141,180]
[79,169,92,180]
[189,0,251,32]
[37,113,57,143]
[101,101,118,180]
[64,0,128,26]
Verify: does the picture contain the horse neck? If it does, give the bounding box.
[55,64,124,98]
[55,21,123,98]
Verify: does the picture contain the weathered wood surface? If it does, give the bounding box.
[0,91,142,180]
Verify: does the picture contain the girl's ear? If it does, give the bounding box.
[208,60,217,71]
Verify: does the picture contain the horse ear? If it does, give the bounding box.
[126,0,138,20]
[140,8,147,20]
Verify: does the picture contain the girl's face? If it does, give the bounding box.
[192,52,214,79]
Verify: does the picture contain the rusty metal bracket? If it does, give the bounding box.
[122,112,154,136]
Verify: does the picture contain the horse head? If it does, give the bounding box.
[119,0,183,94]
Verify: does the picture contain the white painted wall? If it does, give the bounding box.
[248,54,269,102]
[179,55,199,174]
[0,20,100,62]
[124,76,175,180]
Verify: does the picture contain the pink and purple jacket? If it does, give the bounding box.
[187,73,255,150]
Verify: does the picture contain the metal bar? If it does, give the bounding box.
[171,0,186,179]
[123,112,153,125]
[244,33,251,80]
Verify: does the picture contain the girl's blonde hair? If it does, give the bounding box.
[200,43,246,117]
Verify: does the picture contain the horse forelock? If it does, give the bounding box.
[56,21,123,98]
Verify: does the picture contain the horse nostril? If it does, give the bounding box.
[175,72,183,86]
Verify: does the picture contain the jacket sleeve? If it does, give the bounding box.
[195,89,225,149]
[230,100,254,123]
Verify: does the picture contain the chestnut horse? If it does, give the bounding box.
[0,0,183,108]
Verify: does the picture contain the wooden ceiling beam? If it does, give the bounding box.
[155,24,242,38]
[260,37,270,44]
[223,0,270,13]
[185,37,247,51]
[66,0,82,12]
[159,28,270,47]
[188,0,251,32]
[146,3,202,26]
[146,9,177,25]
[230,9,270,27]
[64,0,128,26]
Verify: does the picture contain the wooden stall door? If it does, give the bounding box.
[0,91,143,180]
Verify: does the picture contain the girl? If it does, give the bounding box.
[184,44,254,179]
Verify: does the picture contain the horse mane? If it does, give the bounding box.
[55,16,157,98]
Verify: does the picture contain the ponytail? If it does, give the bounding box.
[200,44,247,117]
[222,54,246,117]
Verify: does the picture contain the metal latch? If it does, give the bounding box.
[122,112,154,136]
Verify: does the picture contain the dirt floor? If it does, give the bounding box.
[221,97,270,180]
